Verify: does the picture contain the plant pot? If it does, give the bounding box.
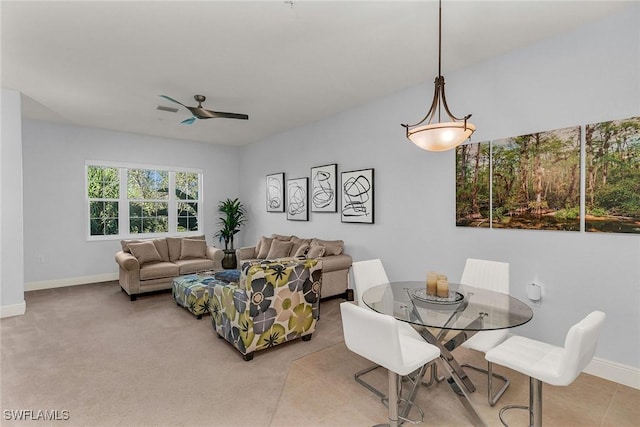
[222,249,237,270]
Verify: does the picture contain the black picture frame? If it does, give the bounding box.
[310,163,337,212]
[266,172,285,212]
[341,168,374,224]
[287,177,309,221]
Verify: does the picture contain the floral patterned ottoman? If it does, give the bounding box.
[172,272,227,319]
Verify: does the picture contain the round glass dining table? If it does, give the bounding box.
[362,281,534,427]
[362,281,533,332]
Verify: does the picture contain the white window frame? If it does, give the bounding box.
[85,161,204,241]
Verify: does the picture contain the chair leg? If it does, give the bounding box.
[497,376,541,427]
[484,361,510,406]
[386,369,400,427]
[355,364,387,400]
[530,377,542,427]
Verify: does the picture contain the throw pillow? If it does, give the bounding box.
[256,236,274,259]
[290,236,311,256]
[153,238,170,262]
[271,233,292,241]
[294,244,310,258]
[266,239,294,259]
[180,239,207,259]
[306,245,325,259]
[310,238,344,256]
[129,241,162,265]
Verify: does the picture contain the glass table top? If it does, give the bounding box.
[362,281,533,331]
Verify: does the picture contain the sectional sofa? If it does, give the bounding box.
[235,234,352,299]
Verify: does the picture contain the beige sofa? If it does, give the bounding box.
[236,234,352,299]
[115,235,223,301]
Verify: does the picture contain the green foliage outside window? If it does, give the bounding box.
[87,164,201,237]
[88,166,119,235]
[176,172,199,232]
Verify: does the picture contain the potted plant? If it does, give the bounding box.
[214,198,246,269]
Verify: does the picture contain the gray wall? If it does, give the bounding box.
[1,89,25,312]
[239,7,640,367]
[22,121,241,283]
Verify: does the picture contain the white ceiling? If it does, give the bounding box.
[1,1,634,146]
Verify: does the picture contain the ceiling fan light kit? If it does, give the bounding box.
[158,94,249,124]
[401,0,475,152]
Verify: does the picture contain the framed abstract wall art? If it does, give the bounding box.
[287,177,308,221]
[341,168,374,224]
[311,163,337,212]
[266,172,285,212]
[585,116,640,234]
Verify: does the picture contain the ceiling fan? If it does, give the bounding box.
[158,94,249,124]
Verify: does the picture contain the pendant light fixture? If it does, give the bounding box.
[402,0,475,152]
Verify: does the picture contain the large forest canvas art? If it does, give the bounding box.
[585,116,640,234]
[456,141,491,227]
[491,125,581,231]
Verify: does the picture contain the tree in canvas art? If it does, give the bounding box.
[491,126,581,231]
[585,116,640,234]
[456,142,490,227]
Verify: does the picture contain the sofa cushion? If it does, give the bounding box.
[180,238,207,259]
[256,236,274,259]
[139,261,180,280]
[290,236,311,256]
[294,244,310,258]
[153,239,170,262]
[128,241,163,265]
[271,233,292,241]
[311,238,343,256]
[122,239,170,262]
[167,235,205,261]
[174,259,215,275]
[267,239,293,259]
[307,245,325,258]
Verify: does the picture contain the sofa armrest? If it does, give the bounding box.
[207,246,224,268]
[317,254,352,273]
[115,251,139,272]
[236,246,257,262]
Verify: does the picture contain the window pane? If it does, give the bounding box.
[178,201,198,231]
[127,169,168,200]
[129,202,168,234]
[89,201,119,236]
[176,172,199,200]
[88,166,119,199]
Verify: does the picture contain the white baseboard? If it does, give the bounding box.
[24,273,119,292]
[585,357,640,390]
[0,301,26,318]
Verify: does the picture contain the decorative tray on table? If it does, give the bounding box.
[411,288,465,305]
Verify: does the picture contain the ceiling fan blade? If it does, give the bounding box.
[208,111,249,120]
[188,106,248,120]
[181,117,197,125]
[159,95,187,107]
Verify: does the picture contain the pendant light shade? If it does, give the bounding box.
[407,120,476,152]
[402,0,475,152]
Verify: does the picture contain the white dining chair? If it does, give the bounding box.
[485,311,605,427]
[351,259,429,400]
[340,302,441,427]
[458,258,511,406]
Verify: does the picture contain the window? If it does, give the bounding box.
[128,169,169,234]
[86,163,202,239]
[176,171,199,232]
[87,166,119,236]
